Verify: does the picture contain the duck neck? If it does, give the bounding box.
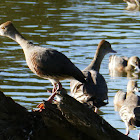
[84,49,105,72]
[126,91,135,98]
[125,65,133,72]
[8,29,29,50]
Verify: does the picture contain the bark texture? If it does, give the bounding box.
[0,89,133,140]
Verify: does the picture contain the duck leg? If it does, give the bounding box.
[125,123,130,135]
[52,83,57,93]
[36,82,62,111]
[57,82,62,90]
[47,82,62,102]
[94,107,98,113]
[138,131,140,140]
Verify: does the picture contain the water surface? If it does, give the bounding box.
[0,0,140,139]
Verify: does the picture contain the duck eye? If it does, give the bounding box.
[1,27,5,29]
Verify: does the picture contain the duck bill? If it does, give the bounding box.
[110,49,117,53]
[134,66,140,73]
[134,87,139,92]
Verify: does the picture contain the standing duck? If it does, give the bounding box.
[70,40,116,112]
[0,21,86,103]
[109,55,140,76]
[119,80,140,138]
[114,80,139,112]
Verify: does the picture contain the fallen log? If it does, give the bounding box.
[0,89,133,140]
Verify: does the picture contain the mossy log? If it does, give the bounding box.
[0,89,133,140]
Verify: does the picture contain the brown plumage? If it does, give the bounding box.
[0,21,86,102]
[109,55,140,73]
[119,80,140,137]
[70,40,116,112]
[123,0,139,10]
[114,80,139,111]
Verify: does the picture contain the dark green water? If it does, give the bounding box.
[0,0,140,139]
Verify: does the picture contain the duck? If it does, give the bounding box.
[0,21,87,103]
[109,55,140,75]
[123,0,139,10]
[119,80,140,138]
[114,80,139,112]
[70,40,116,112]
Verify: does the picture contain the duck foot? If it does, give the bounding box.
[32,101,45,112]
[35,83,63,112]
[37,102,45,109]
[35,90,58,112]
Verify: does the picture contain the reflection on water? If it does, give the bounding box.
[0,0,140,139]
[109,69,140,79]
